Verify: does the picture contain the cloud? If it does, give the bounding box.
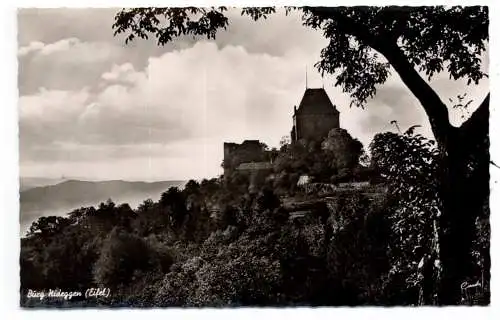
[91,41,325,145]
[18,8,489,180]
[17,8,328,98]
[19,41,325,179]
[18,38,81,57]
[18,8,119,45]
[18,38,127,95]
[17,8,323,57]
[101,63,136,81]
[17,41,45,56]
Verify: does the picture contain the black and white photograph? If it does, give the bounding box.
[14,4,492,309]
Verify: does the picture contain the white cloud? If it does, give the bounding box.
[19,87,91,120]
[40,37,79,55]
[18,41,45,56]
[19,40,327,179]
[101,63,136,81]
[17,9,489,181]
[18,38,82,56]
[93,41,326,146]
[18,38,126,95]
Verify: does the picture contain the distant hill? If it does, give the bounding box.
[20,179,186,235]
[19,177,67,192]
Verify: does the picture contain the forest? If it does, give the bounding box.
[19,6,490,307]
[20,128,490,307]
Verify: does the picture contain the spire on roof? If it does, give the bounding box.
[305,66,308,89]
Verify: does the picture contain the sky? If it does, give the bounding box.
[17,8,490,181]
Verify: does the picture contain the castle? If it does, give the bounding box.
[223,88,340,176]
[290,88,340,142]
[223,140,274,176]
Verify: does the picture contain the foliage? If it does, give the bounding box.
[301,6,488,107]
[325,193,391,305]
[113,6,487,110]
[112,7,490,302]
[273,129,365,191]
[20,127,490,306]
[113,7,230,45]
[19,6,483,306]
[27,216,72,238]
[21,220,101,292]
[370,129,440,302]
[322,128,364,180]
[450,93,474,120]
[93,227,155,288]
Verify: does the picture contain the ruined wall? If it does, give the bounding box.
[223,140,269,173]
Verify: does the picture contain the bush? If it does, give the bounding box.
[93,227,155,288]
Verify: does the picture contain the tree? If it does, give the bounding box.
[93,227,154,288]
[137,198,155,213]
[325,193,391,305]
[184,179,201,195]
[160,187,188,230]
[27,216,72,239]
[113,6,489,304]
[200,178,220,197]
[322,128,364,178]
[371,128,490,305]
[371,129,441,304]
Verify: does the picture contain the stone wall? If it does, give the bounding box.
[295,113,339,142]
[223,140,271,175]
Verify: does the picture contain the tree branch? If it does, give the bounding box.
[491,160,500,169]
[462,93,489,133]
[456,93,490,153]
[374,42,453,146]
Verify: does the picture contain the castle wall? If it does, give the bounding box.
[296,114,339,141]
[223,143,238,162]
[223,140,269,173]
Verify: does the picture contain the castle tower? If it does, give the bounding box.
[291,88,340,142]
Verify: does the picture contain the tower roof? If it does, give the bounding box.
[295,88,339,115]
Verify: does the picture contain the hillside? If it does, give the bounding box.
[20,179,186,234]
[19,177,67,192]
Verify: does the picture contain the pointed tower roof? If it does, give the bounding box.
[295,88,339,115]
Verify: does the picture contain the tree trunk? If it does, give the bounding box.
[374,43,490,304]
[437,133,476,304]
[436,96,490,305]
